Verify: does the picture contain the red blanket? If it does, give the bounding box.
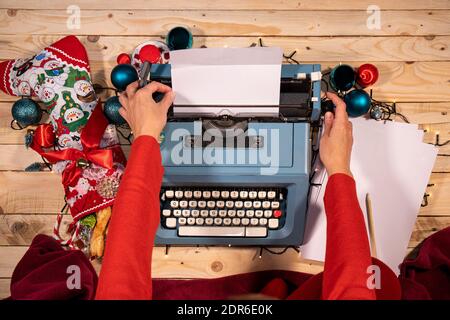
[399,226,450,300]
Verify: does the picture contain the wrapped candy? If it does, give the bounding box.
[0,36,126,257]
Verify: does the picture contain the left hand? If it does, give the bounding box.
[118,81,175,140]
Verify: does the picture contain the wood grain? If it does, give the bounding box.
[0,245,423,299]
[2,214,448,246]
[0,172,65,214]
[0,245,324,278]
[1,171,448,215]
[1,61,448,103]
[1,35,450,62]
[2,104,448,145]
[0,141,447,171]
[0,0,449,300]
[1,0,449,10]
[409,216,450,247]
[0,145,132,170]
[0,279,10,299]
[0,10,449,36]
[0,214,72,245]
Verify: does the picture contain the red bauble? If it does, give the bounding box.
[356,63,379,87]
[139,44,161,64]
[116,53,131,65]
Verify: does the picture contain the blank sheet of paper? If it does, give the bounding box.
[170,47,283,106]
[301,118,438,275]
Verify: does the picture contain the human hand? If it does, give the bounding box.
[118,81,175,139]
[319,92,353,177]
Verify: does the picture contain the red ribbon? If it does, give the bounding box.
[31,102,121,187]
[34,123,55,148]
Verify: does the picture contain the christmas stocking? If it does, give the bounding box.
[0,36,126,257]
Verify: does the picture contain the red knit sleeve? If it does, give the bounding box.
[95,135,163,300]
[321,173,376,300]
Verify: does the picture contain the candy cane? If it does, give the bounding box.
[53,204,80,249]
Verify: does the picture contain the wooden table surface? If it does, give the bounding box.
[0,0,449,298]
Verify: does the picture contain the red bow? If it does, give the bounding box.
[31,102,121,187]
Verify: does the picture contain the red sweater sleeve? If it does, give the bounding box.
[321,173,376,300]
[95,136,163,300]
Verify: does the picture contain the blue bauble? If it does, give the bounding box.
[103,96,126,125]
[11,98,42,127]
[330,64,356,92]
[344,89,371,117]
[167,26,193,50]
[111,64,139,91]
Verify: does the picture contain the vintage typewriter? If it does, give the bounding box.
[149,63,321,245]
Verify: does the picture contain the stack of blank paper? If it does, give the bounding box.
[301,118,438,275]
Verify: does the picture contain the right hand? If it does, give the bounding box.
[118,81,175,139]
[319,92,354,177]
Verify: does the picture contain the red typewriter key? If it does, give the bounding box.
[274,210,282,218]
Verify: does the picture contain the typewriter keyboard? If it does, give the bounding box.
[160,187,287,237]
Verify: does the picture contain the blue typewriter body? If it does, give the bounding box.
[149,63,321,246]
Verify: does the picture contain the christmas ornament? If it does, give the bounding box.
[11,98,42,127]
[0,36,127,257]
[116,53,131,65]
[344,89,371,117]
[24,162,47,172]
[131,40,170,72]
[95,175,120,198]
[166,26,193,50]
[330,64,356,92]
[103,96,126,125]
[370,105,383,120]
[356,63,379,88]
[140,44,162,64]
[110,64,139,91]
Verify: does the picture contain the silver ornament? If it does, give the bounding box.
[370,105,383,121]
[95,176,120,198]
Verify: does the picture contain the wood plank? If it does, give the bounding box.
[0,10,449,36]
[0,223,443,293]
[0,245,324,279]
[396,102,450,115]
[1,35,450,62]
[83,60,450,103]
[0,172,66,214]
[433,155,450,172]
[2,214,448,246]
[1,0,449,10]
[1,103,448,145]
[409,216,450,247]
[0,246,27,277]
[0,279,10,299]
[407,111,450,124]
[1,171,448,215]
[0,244,437,299]
[423,124,450,155]
[0,144,131,170]
[0,137,447,171]
[420,173,450,215]
[0,142,446,171]
[1,61,448,103]
[0,214,72,245]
